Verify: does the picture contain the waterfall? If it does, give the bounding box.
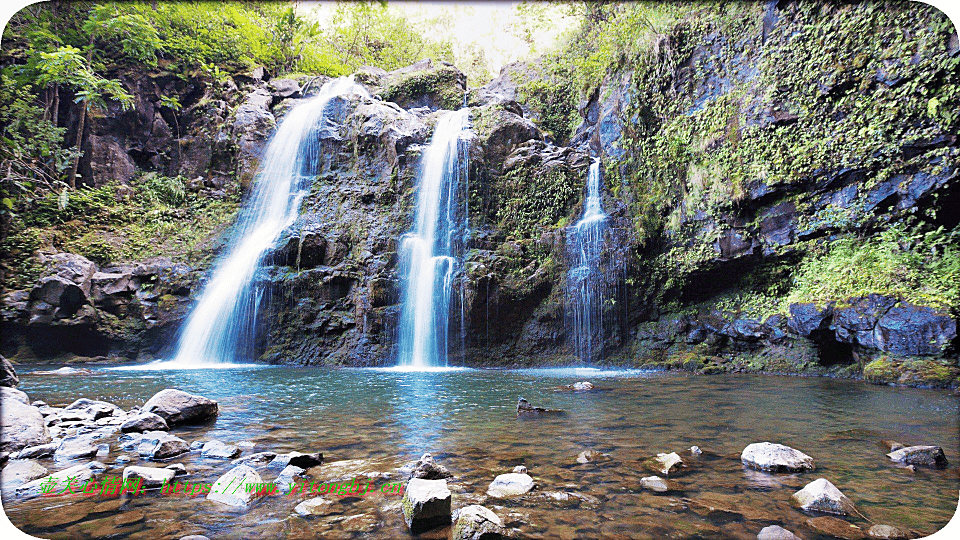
[566,158,608,363]
[396,109,472,368]
[172,77,369,365]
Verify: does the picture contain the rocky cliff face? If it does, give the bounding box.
[3,3,957,385]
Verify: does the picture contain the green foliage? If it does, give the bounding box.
[324,1,455,73]
[137,172,186,206]
[84,4,161,67]
[495,164,579,242]
[1,179,240,287]
[787,226,960,312]
[0,75,77,198]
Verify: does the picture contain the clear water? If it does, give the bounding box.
[171,78,369,366]
[5,367,958,539]
[396,109,472,369]
[566,159,609,363]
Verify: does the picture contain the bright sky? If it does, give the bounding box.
[299,1,578,79]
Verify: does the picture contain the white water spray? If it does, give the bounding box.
[171,77,369,365]
[567,158,608,363]
[396,109,472,368]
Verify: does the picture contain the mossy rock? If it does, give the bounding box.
[379,61,466,111]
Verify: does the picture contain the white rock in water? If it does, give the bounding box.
[791,478,855,515]
[741,442,815,472]
[453,504,506,540]
[1,392,50,453]
[757,525,802,540]
[401,478,452,532]
[639,475,669,493]
[0,460,49,493]
[207,464,265,507]
[294,496,334,516]
[122,465,175,488]
[486,472,535,498]
[644,452,685,476]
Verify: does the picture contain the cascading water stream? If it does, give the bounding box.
[396,109,472,369]
[171,77,369,365]
[567,158,608,363]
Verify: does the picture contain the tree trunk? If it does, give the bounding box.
[52,84,59,126]
[67,100,87,189]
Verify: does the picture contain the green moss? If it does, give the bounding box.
[380,64,464,111]
[863,357,899,384]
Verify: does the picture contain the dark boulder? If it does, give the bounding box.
[787,303,833,337]
[1,355,19,387]
[874,303,956,356]
[831,294,897,349]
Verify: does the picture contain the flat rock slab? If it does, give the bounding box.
[453,504,506,540]
[791,478,856,515]
[142,389,218,426]
[207,464,265,507]
[886,445,948,468]
[15,461,104,499]
[486,472,535,498]
[55,435,102,461]
[805,516,865,540]
[741,442,814,472]
[401,478,451,533]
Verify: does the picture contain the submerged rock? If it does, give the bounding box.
[886,445,948,468]
[757,525,801,540]
[231,451,278,468]
[142,389,218,426]
[805,516,865,540]
[453,504,506,540]
[741,442,815,472]
[401,477,452,533]
[576,449,609,464]
[516,397,563,417]
[643,452,685,476]
[411,452,453,479]
[486,472,535,498]
[866,524,909,539]
[294,496,335,516]
[207,464,264,507]
[791,478,856,515]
